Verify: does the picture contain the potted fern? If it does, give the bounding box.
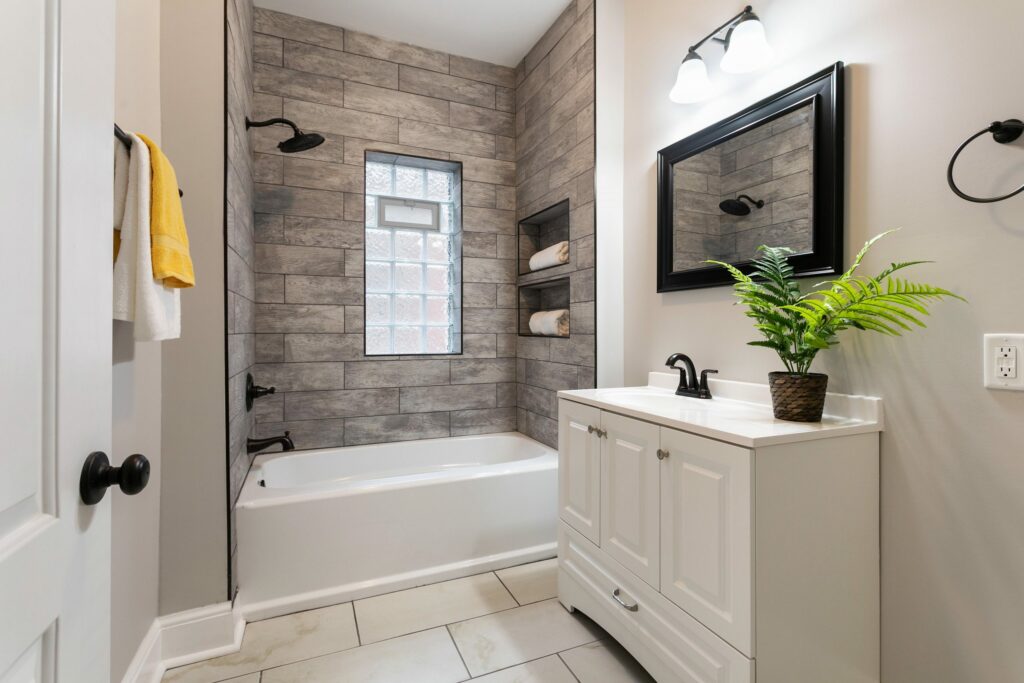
[709,231,963,422]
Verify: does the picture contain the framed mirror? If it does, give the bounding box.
[657,62,844,291]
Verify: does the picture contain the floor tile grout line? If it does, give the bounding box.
[556,651,584,683]
[491,569,521,606]
[351,600,363,645]
[459,650,578,681]
[445,623,473,680]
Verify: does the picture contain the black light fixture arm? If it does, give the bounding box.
[688,5,753,53]
[245,116,303,135]
[947,118,1024,203]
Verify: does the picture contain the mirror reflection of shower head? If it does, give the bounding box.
[245,117,325,153]
[719,194,765,216]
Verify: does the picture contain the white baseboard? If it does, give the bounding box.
[121,601,245,683]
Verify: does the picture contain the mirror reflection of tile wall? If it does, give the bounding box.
[672,103,814,272]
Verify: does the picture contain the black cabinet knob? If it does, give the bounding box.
[80,452,150,505]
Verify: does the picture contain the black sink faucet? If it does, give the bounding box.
[665,353,718,399]
[247,431,295,454]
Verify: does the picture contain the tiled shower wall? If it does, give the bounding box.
[248,8,521,448]
[514,1,597,447]
[225,0,255,574]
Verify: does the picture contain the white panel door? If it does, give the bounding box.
[660,428,753,656]
[0,1,114,681]
[600,412,660,587]
[558,400,602,544]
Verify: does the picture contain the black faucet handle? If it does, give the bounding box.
[698,369,719,397]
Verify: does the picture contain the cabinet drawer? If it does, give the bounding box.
[560,524,753,683]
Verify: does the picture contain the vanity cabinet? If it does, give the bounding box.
[557,384,881,683]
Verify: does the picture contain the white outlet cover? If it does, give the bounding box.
[983,334,1024,391]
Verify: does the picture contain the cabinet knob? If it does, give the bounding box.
[657,448,669,460]
[587,425,607,438]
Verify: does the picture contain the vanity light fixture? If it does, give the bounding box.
[669,5,773,104]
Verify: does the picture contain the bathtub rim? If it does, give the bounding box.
[237,431,556,510]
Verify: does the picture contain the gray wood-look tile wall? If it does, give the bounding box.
[515,0,597,448]
[226,0,256,582]
[246,7,524,451]
[227,2,596,466]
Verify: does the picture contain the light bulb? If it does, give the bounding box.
[720,14,773,74]
[669,53,712,104]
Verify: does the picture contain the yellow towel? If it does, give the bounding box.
[138,134,195,288]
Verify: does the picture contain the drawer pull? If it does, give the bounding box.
[612,588,639,612]
[656,448,669,460]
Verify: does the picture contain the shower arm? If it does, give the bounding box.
[245,117,303,136]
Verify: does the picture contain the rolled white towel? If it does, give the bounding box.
[529,309,570,337]
[529,241,569,271]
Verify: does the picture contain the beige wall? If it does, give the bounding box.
[111,0,163,677]
[159,0,229,614]
[620,0,1024,679]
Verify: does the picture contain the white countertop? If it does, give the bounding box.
[558,372,883,448]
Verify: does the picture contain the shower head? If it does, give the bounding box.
[279,131,325,153]
[719,194,765,216]
[245,117,326,153]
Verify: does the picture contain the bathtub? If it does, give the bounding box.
[235,432,557,621]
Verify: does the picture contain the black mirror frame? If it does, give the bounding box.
[656,62,845,292]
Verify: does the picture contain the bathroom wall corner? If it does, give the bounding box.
[158,0,229,616]
[595,0,626,388]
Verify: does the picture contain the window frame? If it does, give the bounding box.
[362,151,464,357]
[377,196,442,230]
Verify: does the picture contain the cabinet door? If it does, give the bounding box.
[660,428,754,656]
[600,412,661,587]
[558,400,602,544]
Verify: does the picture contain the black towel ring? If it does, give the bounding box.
[946,118,1024,203]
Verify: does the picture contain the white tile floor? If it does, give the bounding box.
[163,559,654,683]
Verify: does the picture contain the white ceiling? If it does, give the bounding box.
[254,0,572,67]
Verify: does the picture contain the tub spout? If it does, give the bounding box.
[248,431,294,454]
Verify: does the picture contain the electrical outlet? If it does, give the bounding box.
[984,334,1024,390]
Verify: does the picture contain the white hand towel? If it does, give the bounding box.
[529,241,569,271]
[529,309,570,337]
[112,132,181,341]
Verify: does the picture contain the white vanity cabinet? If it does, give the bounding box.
[557,376,882,683]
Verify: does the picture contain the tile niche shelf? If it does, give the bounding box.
[518,276,570,338]
[518,199,571,279]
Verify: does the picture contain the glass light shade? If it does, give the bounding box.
[720,16,773,73]
[669,53,711,104]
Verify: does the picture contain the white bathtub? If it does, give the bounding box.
[235,432,558,620]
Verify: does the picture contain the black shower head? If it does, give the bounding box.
[719,194,765,216]
[245,117,326,153]
[279,131,325,153]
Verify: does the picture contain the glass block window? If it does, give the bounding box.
[364,156,461,355]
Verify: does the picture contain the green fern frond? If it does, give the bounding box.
[707,231,963,374]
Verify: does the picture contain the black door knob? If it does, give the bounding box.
[80,451,150,505]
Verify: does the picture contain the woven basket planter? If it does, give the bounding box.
[768,372,828,422]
